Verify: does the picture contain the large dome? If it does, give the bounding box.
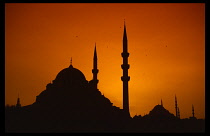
[54,64,88,88]
[34,64,88,107]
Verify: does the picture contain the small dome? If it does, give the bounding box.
[54,64,87,87]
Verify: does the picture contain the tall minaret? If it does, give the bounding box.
[92,43,99,90]
[16,94,21,108]
[192,104,195,118]
[178,107,180,119]
[175,95,178,118]
[121,21,130,117]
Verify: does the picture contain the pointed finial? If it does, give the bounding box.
[161,99,163,106]
[175,94,178,102]
[16,93,21,108]
[94,43,97,59]
[69,57,73,68]
[95,42,96,51]
[123,19,127,42]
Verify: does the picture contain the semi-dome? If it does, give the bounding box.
[54,64,88,88]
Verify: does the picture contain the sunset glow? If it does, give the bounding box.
[5,3,205,119]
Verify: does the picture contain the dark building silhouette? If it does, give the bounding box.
[5,41,130,132]
[121,21,130,117]
[144,104,177,120]
[5,22,205,133]
[131,103,204,133]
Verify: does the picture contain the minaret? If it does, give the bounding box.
[92,43,99,90]
[16,94,21,108]
[121,21,130,117]
[175,95,178,118]
[192,104,195,118]
[161,99,163,107]
[178,107,180,119]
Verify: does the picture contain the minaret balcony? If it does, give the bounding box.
[92,69,99,73]
[121,76,130,81]
[121,64,130,69]
[93,79,99,84]
[121,52,129,57]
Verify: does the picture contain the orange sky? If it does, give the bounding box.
[5,3,205,119]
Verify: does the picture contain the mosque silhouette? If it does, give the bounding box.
[5,23,205,133]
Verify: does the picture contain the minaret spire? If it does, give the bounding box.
[92,43,99,90]
[121,21,130,117]
[16,93,21,108]
[192,104,195,118]
[69,57,73,68]
[178,107,180,119]
[161,99,163,106]
[175,95,178,118]
[123,20,128,52]
[94,43,97,66]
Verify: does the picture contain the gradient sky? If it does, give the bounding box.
[5,3,205,119]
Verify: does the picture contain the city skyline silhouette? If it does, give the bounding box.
[5,3,205,127]
[5,23,205,132]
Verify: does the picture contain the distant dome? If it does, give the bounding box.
[150,105,169,115]
[147,104,176,120]
[54,64,88,87]
[152,105,166,111]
